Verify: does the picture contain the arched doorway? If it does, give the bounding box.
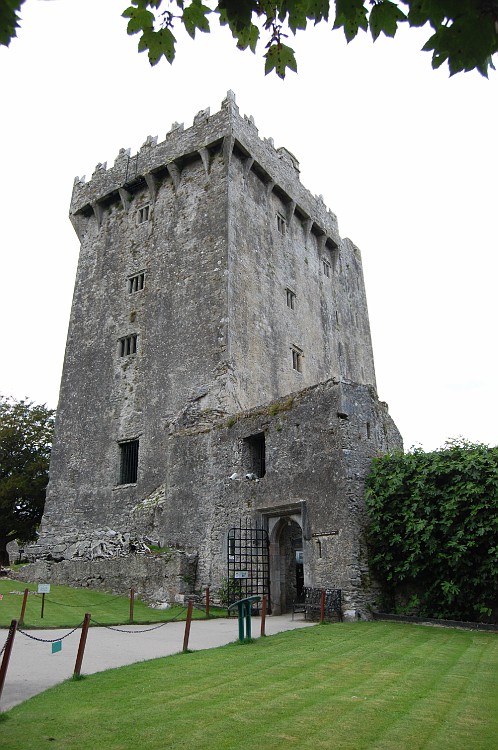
[269,517,303,614]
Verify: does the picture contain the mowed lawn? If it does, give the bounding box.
[1,622,497,749]
[0,579,224,628]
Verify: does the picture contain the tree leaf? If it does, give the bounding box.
[0,0,25,47]
[264,42,298,78]
[123,7,155,36]
[333,0,368,42]
[182,0,211,39]
[138,26,176,64]
[369,0,406,42]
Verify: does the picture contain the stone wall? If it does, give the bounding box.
[14,549,197,605]
[32,379,401,614]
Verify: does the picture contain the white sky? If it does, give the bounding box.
[1,0,497,451]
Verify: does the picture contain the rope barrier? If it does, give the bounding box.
[17,623,84,644]
[91,620,171,634]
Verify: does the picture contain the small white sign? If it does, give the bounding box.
[38,584,51,594]
[234,571,248,579]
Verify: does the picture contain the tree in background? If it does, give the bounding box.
[2,1,498,79]
[366,439,498,623]
[0,396,55,565]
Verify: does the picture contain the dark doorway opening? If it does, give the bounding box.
[269,517,303,614]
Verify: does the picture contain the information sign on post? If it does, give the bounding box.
[38,584,51,619]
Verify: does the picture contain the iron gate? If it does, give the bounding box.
[227,519,270,612]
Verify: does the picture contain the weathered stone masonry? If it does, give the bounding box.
[24,92,402,616]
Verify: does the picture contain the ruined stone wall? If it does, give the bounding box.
[117,379,402,614]
[14,550,196,605]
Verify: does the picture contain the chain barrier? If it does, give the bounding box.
[91,619,170,634]
[91,605,189,633]
[45,593,125,609]
[17,623,84,644]
[192,602,225,612]
[0,625,14,657]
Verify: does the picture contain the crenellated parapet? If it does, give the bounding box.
[70,90,339,249]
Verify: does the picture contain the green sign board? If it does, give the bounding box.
[52,640,62,654]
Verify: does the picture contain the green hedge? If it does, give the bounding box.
[366,439,498,622]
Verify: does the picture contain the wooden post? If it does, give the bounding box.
[320,589,326,623]
[19,588,29,627]
[260,595,267,637]
[205,587,210,618]
[0,620,18,703]
[129,588,135,624]
[182,600,193,652]
[73,613,91,677]
[41,592,46,619]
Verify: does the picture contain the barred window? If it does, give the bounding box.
[128,272,145,293]
[291,346,303,373]
[286,288,296,310]
[119,334,138,357]
[137,205,150,224]
[118,440,139,485]
[276,213,286,235]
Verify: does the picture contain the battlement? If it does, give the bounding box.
[71,91,339,247]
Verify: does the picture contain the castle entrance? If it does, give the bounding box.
[269,517,303,615]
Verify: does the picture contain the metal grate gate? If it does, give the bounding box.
[227,519,270,613]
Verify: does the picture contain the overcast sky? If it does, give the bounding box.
[1,0,497,451]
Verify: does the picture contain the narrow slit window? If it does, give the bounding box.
[137,205,150,224]
[291,346,303,373]
[243,433,266,478]
[322,258,331,278]
[119,334,138,357]
[118,440,139,485]
[286,288,296,310]
[276,213,286,235]
[128,272,145,293]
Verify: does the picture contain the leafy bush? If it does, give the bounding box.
[366,439,498,622]
[217,576,243,608]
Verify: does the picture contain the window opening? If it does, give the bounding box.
[276,213,286,235]
[128,272,145,293]
[322,259,331,278]
[137,205,150,224]
[286,288,296,310]
[291,346,303,373]
[244,432,266,478]
[118,440,139,485]
[119,334,138,357]
[366,422,371,439]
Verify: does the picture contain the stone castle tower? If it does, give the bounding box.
[29,93,402,617]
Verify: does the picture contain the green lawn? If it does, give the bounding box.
[1,622,497,749]
[0,579,225,628]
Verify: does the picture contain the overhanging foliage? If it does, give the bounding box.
[2,1,497,79]
[366,439,498,622]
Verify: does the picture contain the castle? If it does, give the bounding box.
[26,92,402,617]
